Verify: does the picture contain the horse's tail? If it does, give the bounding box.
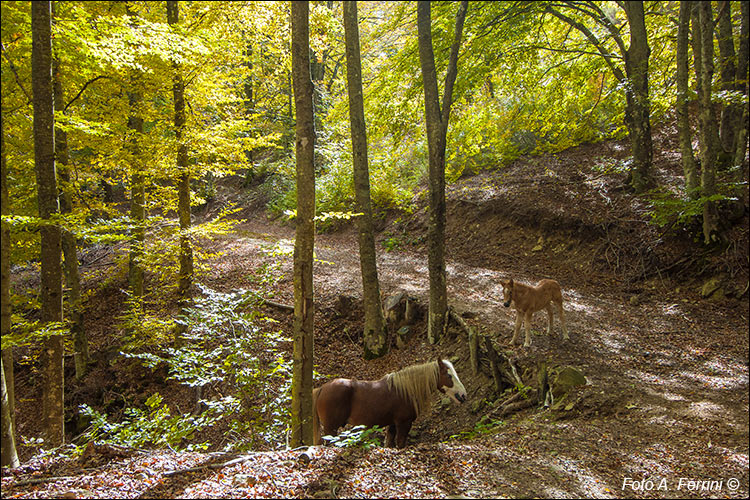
[312,387,321,445]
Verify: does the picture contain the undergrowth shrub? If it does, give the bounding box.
[90,258,293,452]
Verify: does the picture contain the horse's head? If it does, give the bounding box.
[437,358,467,404]
[500,278,514,308]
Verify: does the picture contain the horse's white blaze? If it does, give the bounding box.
[442,360,467,404]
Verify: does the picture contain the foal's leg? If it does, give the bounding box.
[556,300,569,340]
[545,303,554,335]
[523,311,533,347]
[510,311,523,345]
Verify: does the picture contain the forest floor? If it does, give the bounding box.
[2,127,749,498]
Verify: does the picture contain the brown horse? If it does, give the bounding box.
[312,358,467,448]
[500,278,569,348]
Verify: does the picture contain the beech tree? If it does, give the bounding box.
[167,0,193,344]
[697,1,719,244]
[32,0,65,447]
[1,112,15,456]
[343,0,387,359]
[290,0,315,448]
[545,1,654,192]
[676,1,698,199]
[52,2,88,380]
[1,356,19,467]
[417,0,468,344]
[126,3,146,306]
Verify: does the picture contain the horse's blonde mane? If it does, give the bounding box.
[386,361,439,417]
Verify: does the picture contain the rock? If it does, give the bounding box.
[701,275,726,300]
[550,366,587,399]
[232,474,257,487]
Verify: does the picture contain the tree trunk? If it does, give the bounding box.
[290,0,315,448]
[734,1,749,211]
[127,4,145,304]
[1,102,16,447]
[32,0,65,447]
[622,1,653,193]
[52,10,88,380]
[677,1,699,199]
[691,3,703,105]
[167,0,193,345]
[1,357,19,468]
[417,0,467,344]
[343,1,387,360]
[716,0,740,168]
[698,1,720,244]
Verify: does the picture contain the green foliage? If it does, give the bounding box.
[125,280,292,451]
[78,393,224,451]
[450,414,505,441]
[647,191,732,235]
[322,425,384,450]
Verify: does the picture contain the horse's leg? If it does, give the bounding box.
[510,311,523,345]
[557,300,569,340]
[395,420,412,449]
[385,425,396,448]
[545,303,554,335]
[523,311,533,347]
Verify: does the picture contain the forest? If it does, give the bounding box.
[1,0,748,498]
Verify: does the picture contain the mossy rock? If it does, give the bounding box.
[550,366,587,399]
[701,275,727,300]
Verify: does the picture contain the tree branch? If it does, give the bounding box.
[440,0,468,130]
[0,42,32,103]
[545,6,626,82]
[64,76,109,112]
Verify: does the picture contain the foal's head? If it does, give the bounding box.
[500,279,514,308]
[437,358,467,404]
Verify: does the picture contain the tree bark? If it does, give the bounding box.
[167,0,193,345]
[698,1,720,244]
[52,4,88,379]
[417,0,468,344]
[1,101,16,449]
[622,1,653,193]
[32,0,65,447]
[290,0,315,448]
[1,357,19,468]
[676,1,699,199]
[127,3,145,304]
[343,1,387,360]
[734,1,749,211]
[716,0,740,167]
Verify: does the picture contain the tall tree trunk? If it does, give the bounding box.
[32,0,65,447]
[343,1,388,360]
[1,357,19,468]
[290,0,315,448]
[127,4,145,304]
[698,1,720,244]
[243,42,256,185]
[167,0,193,345]
[622,1,653,193]
[677,1,699,199]
[1,105,16,448]
[691,3,703,107]
[417,0,468,344]
[52,5,88,379]
[734,1,749,212]
[716,0,739,168]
